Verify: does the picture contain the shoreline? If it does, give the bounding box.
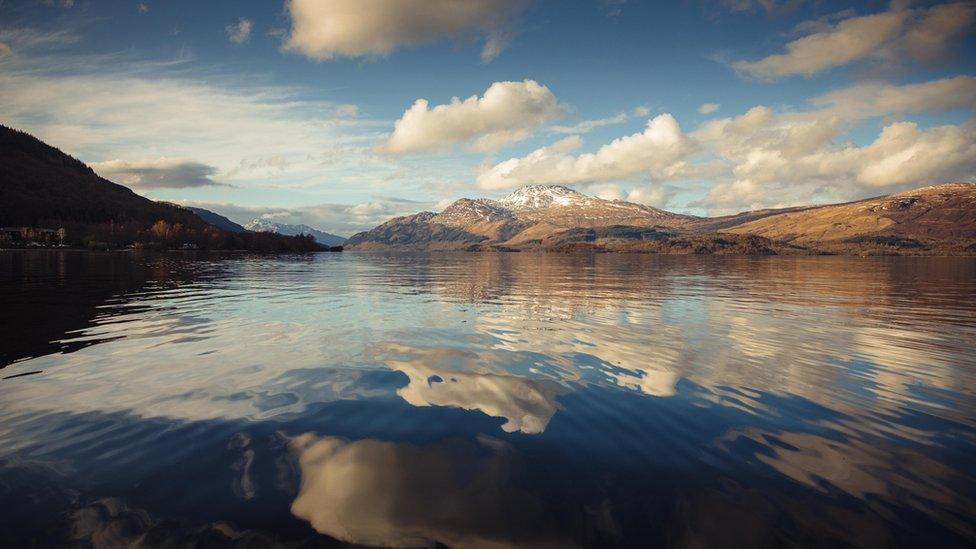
[6,248,973,258]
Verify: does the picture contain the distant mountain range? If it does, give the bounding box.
[243,219,346,246]
[182,207,346,246]
[346,183,976,254]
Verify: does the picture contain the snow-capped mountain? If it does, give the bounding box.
[498,185,587,210]
[244,219,346,246]
[431,185,691,230]
[346,185,698,250]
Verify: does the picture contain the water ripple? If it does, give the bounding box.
[0,251,974,546]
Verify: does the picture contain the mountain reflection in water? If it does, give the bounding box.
[0,251,974,547]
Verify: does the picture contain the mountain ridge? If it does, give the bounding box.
[346,183,976,254]
[244,219,346,246]
[185,207,248,234]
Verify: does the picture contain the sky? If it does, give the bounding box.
[1,0,974,235]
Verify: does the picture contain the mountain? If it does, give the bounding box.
[186,207,247,233]
[723,184,976,244]
[244,219,346,246]
[0,125,205,230]
[345,183,976,254]
[0,125,324,252]
[347,185,699,250]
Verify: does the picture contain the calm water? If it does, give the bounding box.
[1,251,975,547]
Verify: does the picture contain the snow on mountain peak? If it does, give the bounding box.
[499,185,585,210]
[243,219,346,246]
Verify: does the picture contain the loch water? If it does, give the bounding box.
[1,251,974,547]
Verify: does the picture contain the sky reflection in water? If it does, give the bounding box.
[1,251,974,547]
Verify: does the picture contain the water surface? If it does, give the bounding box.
[1,251,975,547]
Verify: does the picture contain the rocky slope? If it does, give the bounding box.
[346,183,976,254]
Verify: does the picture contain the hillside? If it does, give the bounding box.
[186,207,248,233]
[346,183,976,254]
[724,184,976,243]
[0,125,205,230]
[0,125,324,252]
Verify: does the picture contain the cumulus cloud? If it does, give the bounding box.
[90,158,224,189]
[138,3,149,14]
[474,76,975,211]
[693,96,976,214]
[698,103,720,114]
[701,118,976,212]
[586,182,673,207]
[477,114,701,190]
[283,0,525,62]
[379,80,566,154]
[853,118,976,188]
[733,2,975,80]
[226,18,253,45]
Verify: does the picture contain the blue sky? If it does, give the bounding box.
[1,0,974,235]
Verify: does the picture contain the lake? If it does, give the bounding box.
[1,251,974,547]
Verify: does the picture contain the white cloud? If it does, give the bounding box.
[138,3,149,14]
[476,76,976,211]
[811,76,976,119]
[700,118,976,213]
[698,102,720,114]
[550,113,628,134]
[0,31,393,203]
[586,182,672,207]
[90,158,224,189]
[733,9,909,79]
[379,80,566,154]
[694,101,976,214]
[283,0,525,62]
[226,18,253,45]
[853,118,976,188]
[625,184,670,207]
[477,114,701,190]
[732,3,975,80]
